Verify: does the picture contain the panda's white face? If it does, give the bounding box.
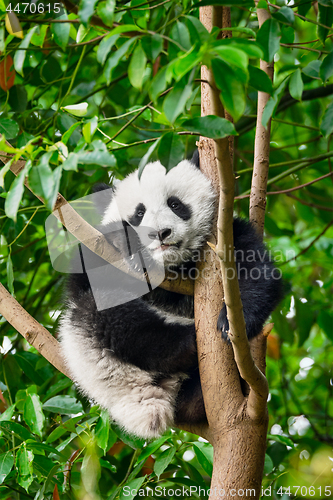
[102,160,216,267]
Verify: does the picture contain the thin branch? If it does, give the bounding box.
[282,220,333,264]
[0,283,70,377]
[236,84,333,136]
[236,172,333,199]
[268,2,333,31]
[286,193,333,212]
[249,5,274,236]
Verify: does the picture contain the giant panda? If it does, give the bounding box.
[59,154,283,438]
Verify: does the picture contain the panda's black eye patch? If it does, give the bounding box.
[167,196,191,221]
[129,203,146,226]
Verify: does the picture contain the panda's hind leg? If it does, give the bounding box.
[111,374,183,439]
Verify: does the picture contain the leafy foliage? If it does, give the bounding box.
[0,0,332,499]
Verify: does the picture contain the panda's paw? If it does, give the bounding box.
[139,385,175,438]
[115,385,175,439]
[217,305,230,341]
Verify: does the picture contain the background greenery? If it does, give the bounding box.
[0,0,332,498]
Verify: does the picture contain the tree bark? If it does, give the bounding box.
[249,6,274,236]
[196,6,269,499]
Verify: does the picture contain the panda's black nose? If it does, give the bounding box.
[148,228,172,241]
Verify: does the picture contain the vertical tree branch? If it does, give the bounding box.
[197,6,269,499]
[249,6,274,236]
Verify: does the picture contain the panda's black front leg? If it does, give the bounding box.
[217,304,230,341]
[217,218,283,341]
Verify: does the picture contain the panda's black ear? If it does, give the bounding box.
[190,149,200,169]
[92,183,111,194]
[92,183,114,215]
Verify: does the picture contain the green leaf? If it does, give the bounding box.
[320,49,333,83]
[128,42,147,90]
[317,4,333,43]
[263,453,274,474]
[0,118,19,139]
[62,122,81,145]
[78,0,99,25]
[43,395,84,415]
[138,137,161,178]
[6,254,14,294]
[295,298,315,345]
[97,33,120,66]
[0,421,32,441]
[267,434,295,447]
[170,21,191,51]
[0,452,14,485]
[13,25,38,76]
[262,76,290,128]
[24,394,45,438]
[280,25,295,44]
[28,152,55,211]
[15,351,44,385]
[320,100,333,137]
[104,38,137,85]
[213,46,248,71]
[149,67,167,102]
[193,444,213,477]
[16,445,34,492]
[0,404,15,422]
[31,24,48,47]
[272,6,295,25]
[62,102,88,117]
[95,409,110,453]
[83,116,98,143]
[256,18,281,62]
[318,310,333,341]
[302,60,322,79]
[112,423,146,449]
[97,0,116,28]
[0,26,4,53]
[8,85,28,113]
[51,13,70,50]
[118,477,146,500]
[62,152,79,171]
[158,132,185,171]
[248,65,273,95]
[81,448,101,494]
[136,432,172,465]
[212,58,246,121]
[5,166,26,221]
[289,68,303,101]
[182,115,237,139]
[163,82,193,124]
[78,143,116,167]
[154,446,176,478]
[298,0,312,17]
[169,48,200,83]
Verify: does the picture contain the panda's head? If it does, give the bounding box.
[101,159,216,268]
